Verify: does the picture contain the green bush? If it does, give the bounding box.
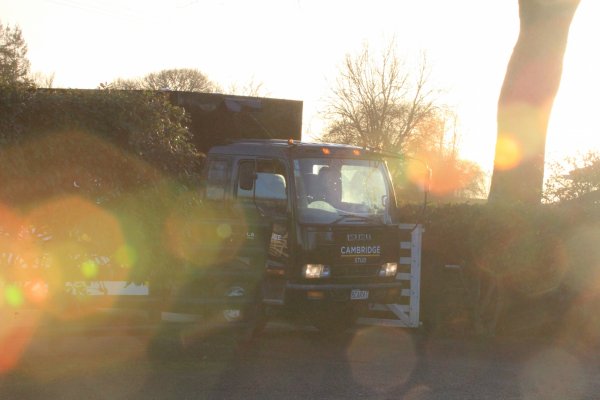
[400,201,600,336]
[0,86,203,305]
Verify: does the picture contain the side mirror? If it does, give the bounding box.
[239,167,256,191]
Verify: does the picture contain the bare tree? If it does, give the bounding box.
[144,68,221,92]
[410,110,487,200]
[104,77,144,90]
[106,68,222,92]
[30,71,55,88]
[228,76,269,97]
[323,41,485,201]
[320,42,437,153]
[488,0,580,204]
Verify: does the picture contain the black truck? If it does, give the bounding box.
[178,138,409,335]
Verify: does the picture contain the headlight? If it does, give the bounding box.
[303,264,331,279]
[379,262,397,277]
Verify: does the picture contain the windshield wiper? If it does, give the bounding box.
[331,212,380,225]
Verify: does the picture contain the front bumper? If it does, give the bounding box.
[285,281,403,305]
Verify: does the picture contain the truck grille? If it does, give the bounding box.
[331,265,380,278]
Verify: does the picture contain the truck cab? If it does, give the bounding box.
[201,139,403,332]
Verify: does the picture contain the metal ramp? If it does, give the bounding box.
[358,223,423,328]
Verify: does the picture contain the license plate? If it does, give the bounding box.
[351,289,369,300]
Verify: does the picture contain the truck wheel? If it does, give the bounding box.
[223,283,268,340]
[223,285,247,323]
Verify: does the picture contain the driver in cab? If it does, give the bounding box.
[316,166,342,207]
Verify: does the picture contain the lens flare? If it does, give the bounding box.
[1,132,170,326]
[4,285,24,307]
[27,196,125,258]
[518,348,587,400]
[495,100,552,172]
[0,326,36,374]
[81,260,99,279]
[22,334,150,393]
[346,327,417,392]
[494,134,523,171]
[216,224,232,239]
[115,245,137,269]
[24,279,49,304]
[406,159,430,189]
[21,196,128,320]
[165,195,247,267]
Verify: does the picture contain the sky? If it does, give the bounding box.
[2,0,599,182]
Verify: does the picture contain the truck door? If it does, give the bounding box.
[235,158,290,305]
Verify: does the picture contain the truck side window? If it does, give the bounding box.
[236,159,288,215]
[205,159,230,201]
[237,161,256,199]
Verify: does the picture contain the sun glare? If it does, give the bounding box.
[494,134,523,171]
[545,0,600,165]
[4,284,24,307]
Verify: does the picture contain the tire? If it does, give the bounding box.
[222,284,247,323]
[223,281,269,342]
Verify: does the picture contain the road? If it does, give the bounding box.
[1,321,599,400]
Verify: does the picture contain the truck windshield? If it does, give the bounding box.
[293,158,393,224]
